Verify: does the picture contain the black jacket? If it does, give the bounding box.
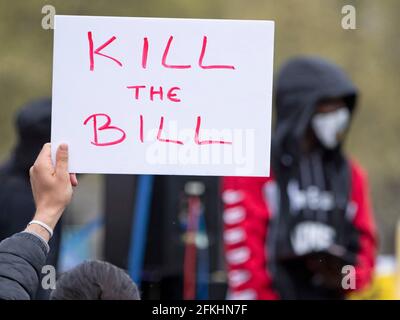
[0,232,48,300]
[270,56,361,299]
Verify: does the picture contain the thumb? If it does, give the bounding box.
[55,143,69,174]
[70,173,78,187]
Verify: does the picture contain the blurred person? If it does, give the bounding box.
[222,56,377,299]
[0,98,62,299]
[0,143,139,300]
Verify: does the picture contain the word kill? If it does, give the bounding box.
[87,32,236,70]
[83,113,233,146]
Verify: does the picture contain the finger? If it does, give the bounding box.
[55,143,69,174]
[70,173,78,187]
[33,143,52,167]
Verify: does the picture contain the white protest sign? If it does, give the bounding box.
[51,15,274,176]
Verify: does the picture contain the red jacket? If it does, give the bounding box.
[222,160,377,300]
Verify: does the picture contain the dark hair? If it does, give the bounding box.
[50,260,140,300]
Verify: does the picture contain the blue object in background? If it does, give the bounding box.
[128,175,155,286]
[58,216,104,272]
[196,209,209,300]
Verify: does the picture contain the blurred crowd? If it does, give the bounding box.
[0,56,380,300]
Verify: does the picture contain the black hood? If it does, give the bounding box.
[273,56,358,165]
[1,98,51,175]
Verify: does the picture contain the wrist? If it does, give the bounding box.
[33,207,64,230]
[24,223,51,243]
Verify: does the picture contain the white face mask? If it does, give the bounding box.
[311,107,350,149]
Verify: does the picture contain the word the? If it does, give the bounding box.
[126,85,181,102]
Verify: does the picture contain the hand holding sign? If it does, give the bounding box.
[51,16,274,176]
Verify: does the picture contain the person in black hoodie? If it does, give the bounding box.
[222,56,377,299]
[0,98,61,298]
